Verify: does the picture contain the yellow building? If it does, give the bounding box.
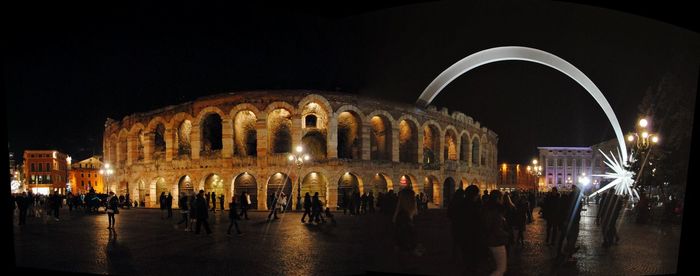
[69,156,105,194]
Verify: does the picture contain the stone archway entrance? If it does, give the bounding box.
[424,175,439,207]
[178,175,194,197]
[337,172,360,210]
[233,172,258,209]
[267,173,293,210]
[302,172,329,207]
[204,174,225,209]
[443,177,456,208]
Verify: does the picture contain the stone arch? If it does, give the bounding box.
[197,108,225,155]
[460,131,471,162]
[232,109,258,157]
[150,176,170,207]
[301,171,329,207]
[177,175,195,197]
[267,104,294,154]
[444,126,458,161]
[130,123,146,161]
[366,111,395,161]
[443,177,456,208]
[398,115,420,163]
[264,101,297,116]
[400,174,419,194]
[298,94,333,118]
[202,173,225,207]
[266,172,293,210]
[423,175,440,205]
[337,172,362,209]
[232,172,258,209]
[422,121,442,166]
[336,106,364,160]
[117,129,129,167]
[371,173,393,194]
[147,117,168,160]
[471,136,481,167]
[170,112,195,158]
[302,131,327,160]
[146,116,169,132]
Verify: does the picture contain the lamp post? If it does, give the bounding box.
[578,172,590,205]
[288,145,310,211]
[526,159,542,192]
[626,118,659,191]
[99,163,114,194]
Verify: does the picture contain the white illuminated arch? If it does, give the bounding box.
[416,46,627,162]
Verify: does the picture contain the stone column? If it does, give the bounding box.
[467,139,473,167]
[291,114,302,150]
[191,124,201,160]
[327,187,338,210]
[258,180,268,210]
[255,118,268,159]
[439,131,446,163]
[456,135,462,164]
[391,126,400,162]
[144,132,154,163]
[327,116,338,159]
[126,134,135,165]
[165,128,175,161]
[222,119,234,158]
[361,123,371,160]
[417,128,424,164]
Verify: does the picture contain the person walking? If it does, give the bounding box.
[195,190,212,235]
[227,196,243,236]
[267,192,280,221]
[176,194,190,231]
[301,192,312,223]
[484,190,509,276]
[393,186,420,256]
[219,194,224,212]
[17,192,29,226]
[211,191,217,212]
[159,192,167,219]
[311,192,325,224]
[277,192,287,214]
[166,192,174,219]
[239,191,250,220]
[514,194,530,247]
[106,191,119,229]
[557,185,584,262]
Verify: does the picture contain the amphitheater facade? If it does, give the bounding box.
[103,91,498,210]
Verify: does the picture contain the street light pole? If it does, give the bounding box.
[627,118,659,191]
[527,159,542,192]
[99,163,114,194]
[288,145,310,211]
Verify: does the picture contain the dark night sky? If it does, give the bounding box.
[4,1,700,165]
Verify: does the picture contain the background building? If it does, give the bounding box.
[497,163,538,192]
[538,138,617,191]
[69,156,105,194]
[22,150,70,195]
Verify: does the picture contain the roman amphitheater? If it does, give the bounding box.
[103,91,498,209]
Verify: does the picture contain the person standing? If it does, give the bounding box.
[166,192,173,219]
[447,187,466,263]
[393,186,420,256]
[66,192,74,213]
[301,192,312,223]
[188,194,197,232]
[50,191,61,221]
[159,192,167,219]
[211,191,217,212]
[557,185,584,262]
[461,185,486,275]
[239,191,250,220]
[368,191,375,214]
[106,191,119,229]
[195,190,212,235]
[227,196,243,236]
[219,194,224,212]
[543,188,561,245]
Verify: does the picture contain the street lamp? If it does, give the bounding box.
[289,145,310,211]
[627,118,660,191]
[99,163,114,193]
[526,159,542,192]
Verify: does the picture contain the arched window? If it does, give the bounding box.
[472,139,480,167]
[305,115,317,128]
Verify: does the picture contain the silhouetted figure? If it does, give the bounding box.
[311,192,325,224]
[557,185,584,262]
[368,192,375,213]
[267,192,280,220]
[239,191,250,220]
[195,190,212,235]
[166,192,173,218]
[219,194,224,211]
[301,193,312,223]
[17,192,29,225]
[393,186,420,255]
[543,187,561,245]
[484,190,508,276]
[447,187,466,262]
[461,185,487,275]
[211,191,217,212]
[159,192,167,219]
[176,194,190,231]
[106,191,119,229]
[227,196,242,235]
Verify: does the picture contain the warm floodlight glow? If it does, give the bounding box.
[641,132,649,138]
[288,155,295,161]
[296,145,303,153]
[627,135,635,142]
[651,136,659,143]
[639,118,648,128]
[532,159,538,165]
[105,163,110,169]
[417,46,628,162]
[303,155,310,161]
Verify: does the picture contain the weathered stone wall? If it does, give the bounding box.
[104,91,500,209]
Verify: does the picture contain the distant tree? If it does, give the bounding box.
[634,73,695,194]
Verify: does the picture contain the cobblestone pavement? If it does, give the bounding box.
[13,205,681,275]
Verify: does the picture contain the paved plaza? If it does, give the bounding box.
[13,205,681,275]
